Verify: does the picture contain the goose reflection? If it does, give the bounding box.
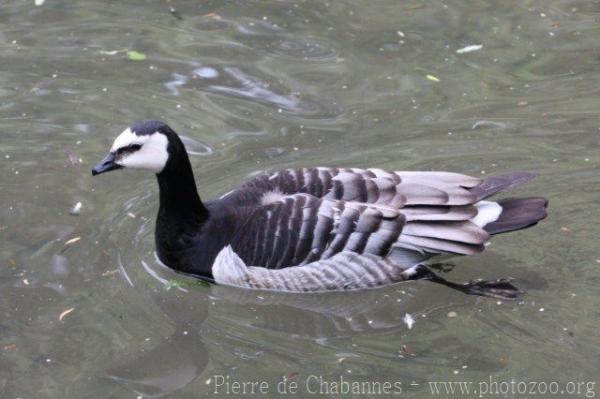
[105,258,442,397]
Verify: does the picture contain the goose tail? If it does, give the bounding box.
[484,197,548,235]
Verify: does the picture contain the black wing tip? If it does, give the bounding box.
[471,171,540,201]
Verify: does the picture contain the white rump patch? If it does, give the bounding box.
[111,128,169,173]
[471,200,503,227]
[260,189,285,205]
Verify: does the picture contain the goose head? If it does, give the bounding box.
[92,120,176,176]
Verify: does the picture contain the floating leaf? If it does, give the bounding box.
[126,50,147,61]
[202,12,221,20]
[456,44,483,54]
[100,50,120,55]
[59,307,75,321]
[64,236,81,245]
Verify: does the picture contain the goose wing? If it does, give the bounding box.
[229,193,406,269]
[238,167,483,207]
[223,169,534,269]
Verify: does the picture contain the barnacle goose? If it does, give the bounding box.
[92,121,548,299]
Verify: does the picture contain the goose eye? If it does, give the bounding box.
[117,144,142,155]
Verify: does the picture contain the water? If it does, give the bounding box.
[1,0,599,398]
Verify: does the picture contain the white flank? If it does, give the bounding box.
[471,200,503,227]
[212,245,248,284]
[456,44,483,54]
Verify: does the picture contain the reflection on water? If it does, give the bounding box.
[1,0,599,397]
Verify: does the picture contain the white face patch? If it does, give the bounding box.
[110,128,142,152]
[110,128,169,173]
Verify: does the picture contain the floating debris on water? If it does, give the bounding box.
[35,0,45,6]
[99,50,121,55]
[426,74,440,82]
[447,311,458,318]
[403,313,415,329]
[69,201,82,216]
[59,307,75,321]
[472,120,507,129]
[126,50,146,61]
[66,150,80,167]
[127,212,136,218]
[400,344,414,356]
[169,6,183,20]
[64,236,81,245]
[202,12,221,20]
[456,44,483,54]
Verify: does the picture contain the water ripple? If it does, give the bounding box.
[273,37,339,61]
[179,135,214,156]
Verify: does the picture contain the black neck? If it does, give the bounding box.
[155,135,209,256]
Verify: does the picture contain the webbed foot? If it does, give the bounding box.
[427,262,455,273]
[461,278,522,300]
[410,265,523,300]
